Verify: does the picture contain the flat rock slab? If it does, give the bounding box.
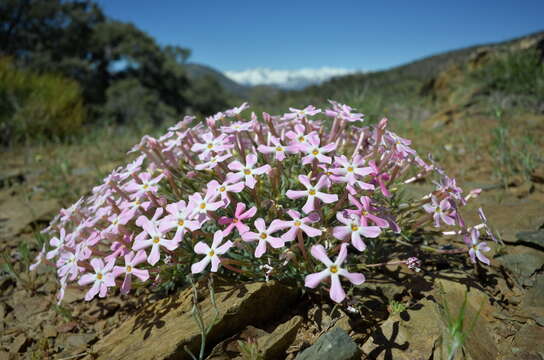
[87,281,298,360]
[362,278,497,360]
[296,327,360,360]
[0,196,58,239]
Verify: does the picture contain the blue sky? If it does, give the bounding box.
[98,0,544,72]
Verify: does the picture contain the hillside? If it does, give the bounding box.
[271,30,544,115]
[185,63,250,97]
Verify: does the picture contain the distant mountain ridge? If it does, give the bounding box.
[223,67,361,90]
[184,63,250,97]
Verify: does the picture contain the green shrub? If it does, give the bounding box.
[470,48,544,97]
[0,57,86,144]
[102,78,177,129]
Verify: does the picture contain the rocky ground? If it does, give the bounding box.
[1,106,543,359]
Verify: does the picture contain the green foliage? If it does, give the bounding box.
[490,109,541,186]
[470,48,544,97]
[0,57,85,144]
[0,0,233,141]
[436,284,483,360]
[388,299,407,315]
[102,78,177,128]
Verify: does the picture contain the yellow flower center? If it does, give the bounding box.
[362,210,368,216]
[298,136,305,142]
[153,236,160,244]
[347,166,354,172]
[126,266,132,273]
[178,219,185,226]
[200,203,206,209]
[312,149,319,156]
[220,186,226,192]
[260,233,267,239]
[207,143,214,149]
[142,184,149,190]
[208,250,215,257]
[233,218,239,223]
[244,169,251,175]
[329,265,338,274]
[96,273,103,280]
[351,224,359,232]
[309,189,316,196]
[276,146,284,152]
[294,220,301,227]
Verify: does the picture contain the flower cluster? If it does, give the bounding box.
[31,101,494,304]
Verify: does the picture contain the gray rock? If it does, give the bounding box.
[296,327,360,360]
[497,250,544,285]
[516,230,544,249]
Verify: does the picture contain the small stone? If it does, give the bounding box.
[9,334,30,353]
[65,333,96,351]
[258,315,303,360]
[42,325,58,338]
[295,327,360,360]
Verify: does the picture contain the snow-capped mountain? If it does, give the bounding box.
[223,67,361,90]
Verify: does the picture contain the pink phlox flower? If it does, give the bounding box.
[119,196,152,222]
[119,155,145,180]
[423,196,456,227]
[221,121,253,133]
[242,218,285,258]
[275,209,322,242]
[78,258,116,301]
[325,101,364,123]
[257,136,291,161]
[29,243,47,271]
[191,230,233,273]
[317,165,339,188]
[195,152,232,171]
[105,233,132,263]
[286,175,338,214]
[124,172,164,199]
[346,195,389,228]
[112,250,150,295]
[225,102,250,117]
[384,131,416,157]
[128,134,153,154]
[191,133,233,160]
[477,207,499,243]
[47,228,69,259]
[163,129,189,152]
[188,183,225,218]
[135,208,164,234]
[282,105,322,120]
[330,155,374,188]
[369,160,391,197]
[209,179,244,207]
[159,200,201,243]
[57,248,84,282]
[103,211,131,235]
[168,115,195,132]
[305,243,365,303]
[133,212,178,265]
[464,228,491,265]
[285,124,313,152]
[226,153,271,189]
[219,202,257,236]
[434,175,465,204]
[333,212,381,251]
[301,134,336,165]
[60,197,84,223]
